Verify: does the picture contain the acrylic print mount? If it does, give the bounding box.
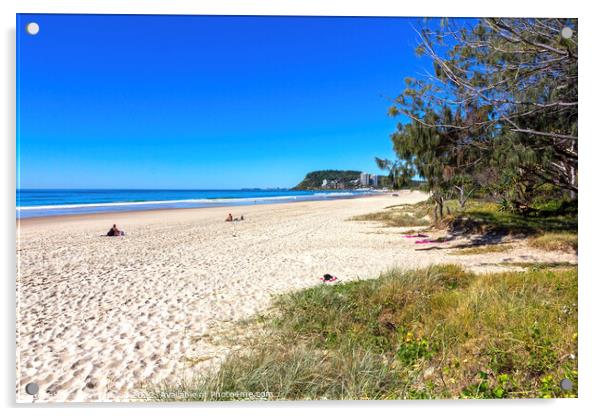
[16,14,578,402]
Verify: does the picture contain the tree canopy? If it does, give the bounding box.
[384,18,577,217]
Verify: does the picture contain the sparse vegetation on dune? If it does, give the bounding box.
[450,200,577,236]
[351,211,430,228]
[150,265,577,400]
[451,244,513,256]
[451,201,577,253]
[502,262,576,270]
[353,198,577,254]
[528,233,578,253]
[352,201,432,228]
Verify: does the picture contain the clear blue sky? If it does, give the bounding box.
[17,14,439,189]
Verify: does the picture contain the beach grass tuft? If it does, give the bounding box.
[450,244,513,256]
[150,264,577,400]
[501,261,576,270]
[351,201,431,228]
[528,233,578,253]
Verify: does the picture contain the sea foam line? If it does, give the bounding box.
[16,192,363,211]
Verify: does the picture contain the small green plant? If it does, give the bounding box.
[460,372,514,399]
[497,198,515,213]
[395,330,434,365]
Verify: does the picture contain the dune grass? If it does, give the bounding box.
[150,265,577,401]
[351,211,430,227]
[352,201,431,228]
[503,262,576,270]
[451,244,513,256]
[528,233,578,253]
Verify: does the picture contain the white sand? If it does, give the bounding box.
[16,191,576,402]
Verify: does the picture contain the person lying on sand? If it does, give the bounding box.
[321,274,338,282]
[226,213,245,222]
[107,224,124,237]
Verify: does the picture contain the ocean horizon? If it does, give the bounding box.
[16,188,378,218]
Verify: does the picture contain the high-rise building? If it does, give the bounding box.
[370,174,379,187]
[360,172,371,186]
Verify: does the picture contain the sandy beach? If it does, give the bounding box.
[16,191,577,402]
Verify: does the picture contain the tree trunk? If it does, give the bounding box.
[569,140,578,199]
[458,186,466,208]
[432,195,444,224]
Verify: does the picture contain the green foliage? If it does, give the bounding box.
[387,18,578,212]
[460,372,515,399]
[150,265,577,400]
[451,199,577,237]
[532,198,578,217]
[496,198,516,213]
[374,157,416,189]
[395,329,434,365]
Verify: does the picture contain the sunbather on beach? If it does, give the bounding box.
[107,224,124,237]
[226,213,233,222]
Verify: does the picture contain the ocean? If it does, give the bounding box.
[16,189,377,219]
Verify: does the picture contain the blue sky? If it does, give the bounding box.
[17,14,438,189]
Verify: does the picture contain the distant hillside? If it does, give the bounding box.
[293,170,361,190]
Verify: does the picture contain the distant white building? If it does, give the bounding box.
[370,174,379,187]
[360,172,371,186]
[321,179,329,188]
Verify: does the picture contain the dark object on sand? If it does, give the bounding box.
[402,233,429,239]
[107,224,124,237]
[416,238,446,244]
[392,193,399,197]
[321,274,338,282]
